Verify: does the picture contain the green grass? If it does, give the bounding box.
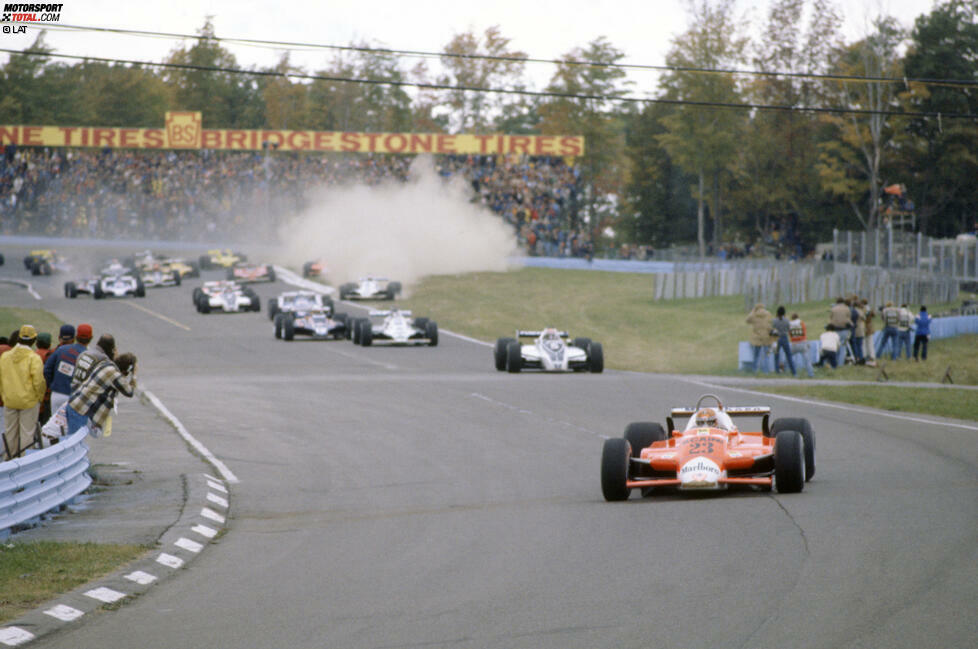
[0,308,64,344]
[749,385,978,421]
[0,541,147,623]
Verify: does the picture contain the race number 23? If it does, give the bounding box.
[687,437,717,454]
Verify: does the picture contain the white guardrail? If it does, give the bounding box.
[0,429,92,540]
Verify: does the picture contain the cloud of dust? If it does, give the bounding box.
[276,156,519,289]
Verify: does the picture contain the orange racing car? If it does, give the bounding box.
[601,394,815,500]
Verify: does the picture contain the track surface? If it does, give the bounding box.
[3,244,976,649]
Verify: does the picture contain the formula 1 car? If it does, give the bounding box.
[274,307,351,341]
[63,276,98,298]
[66,270,146,299]
[351,309,438,346]
[267,290,334,321]
[198,248,247,270]
[194,280,260,313]
[338,276,402,300]
[23,249,70,275]
[302,259,328,279]
[600,394,816,500]
[495,328,603,373]
[138,263,182,288]
[130,250,200,278]
[227,262,276,283]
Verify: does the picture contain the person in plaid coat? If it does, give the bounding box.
[66,353,137,436]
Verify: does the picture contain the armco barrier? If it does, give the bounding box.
[737,314,978,371]
[0,429,92,540]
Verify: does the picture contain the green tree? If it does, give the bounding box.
[656,0,749,257]
[259,53,308,130]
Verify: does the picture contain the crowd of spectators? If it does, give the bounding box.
[0,146,592,257]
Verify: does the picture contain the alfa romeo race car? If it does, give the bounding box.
[351,309,438,346]
[66,271,146,299]
[198,248,247,270]
[267,290,334,321]
[495,328,603,373]
[600,394,816,500]
[274,307,351,341]
[227,262,276,283]
[23,249,70,275]
[338,276,401,300]
[193,280,260,313]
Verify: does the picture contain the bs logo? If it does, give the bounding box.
[165,111,202,149]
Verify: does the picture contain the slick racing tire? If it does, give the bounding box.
[426,320,438,347]
[494,337,516,371]
[505,341,522,373]
[624,422,666,459]
[267,267,276,282]
[135,279,146,297]
[302,262,314,278]
[172,271,182,286]
[601,437,632,502]
[572,337,591,351]
[774,429,806,493]
[360,322,373,346]
[282,316,295,341]
[352,318,363,344]
[268,299,279,321]
[333,312,349,339]
[387,281,402,297]
[587,341,604,373]
[64,282,77,298]
[93,284,105,299]
[413,317,429,330]
[274,313,283,339]
[322,296,334,312]
[192,287,202,304]
[770,417,815,480]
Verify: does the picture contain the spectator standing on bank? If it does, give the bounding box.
[876,301,900,359]
[788,313,814,378]
[745,303,775,373]
[771,306,796,376]
[828,297,852,366]
[896,304,913,360]
[913,306,932,361]
[71,333,115,392]
[862,299,877,364]
[0,325,46,460]
[44,324,91,419]
[35,332,53,424]
[850,298,866,364]
[816,328,840,368]
[66,352,137,437]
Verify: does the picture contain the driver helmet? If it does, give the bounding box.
[543,330,562,350]
[694,408,718,428]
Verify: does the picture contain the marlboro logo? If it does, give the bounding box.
[165,111,202,149]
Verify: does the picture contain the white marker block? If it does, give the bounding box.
[192,524,218,539]
[206,493,228,508]
[156,553,185,569]
[201,507,225,523]
[207,481,228,493]
[175,537,203,553]
[0,626,35,646]
[44,605,84,622]
[125,571,158,585]
[85,587,126,603]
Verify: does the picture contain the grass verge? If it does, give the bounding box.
[0,541,147,623]
[747,385,978,422]
[0,307,64,343]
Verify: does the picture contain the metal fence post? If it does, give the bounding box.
[833,228,838,262]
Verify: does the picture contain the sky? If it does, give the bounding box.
[0,0,938,97]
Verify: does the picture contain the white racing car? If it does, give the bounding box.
[193,280,260,313]
[274,306,351,341]
[494,328,603,373]
[66,270,146,299]
[338,276,402,300]
[351,309,438,346]
[139,263,182,288]
[267,290,334,321]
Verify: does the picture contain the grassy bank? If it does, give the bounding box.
[0,308,64,343]
[750,384,978,421]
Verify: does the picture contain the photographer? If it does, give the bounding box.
[66,352,137,437]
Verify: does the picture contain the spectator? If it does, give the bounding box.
[43,324,90,419]
[861,299,877,365]
[828,297,852,366]
[816,328,840,368]
[71,333,115,392]
[876,302,900,360]
[788,313,814,378]
[35,333,52,362]
[745,303,775,373]
[0,325,46,460]
[850,298,866,364]
[771,306,796,377]
[913,306,932,361]
[896,303,913,360]
[66,352,137,437]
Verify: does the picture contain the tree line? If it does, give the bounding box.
[1,0,975,254]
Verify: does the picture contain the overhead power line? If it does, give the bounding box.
[2,48,976,121]
[30,22,978,90]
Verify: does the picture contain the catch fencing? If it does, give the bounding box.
[831,228,978,283]
[0,430,92,540]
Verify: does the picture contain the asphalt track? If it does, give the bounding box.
[3,243,977,649]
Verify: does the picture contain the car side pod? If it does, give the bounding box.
[773,429,805,493]
[601,437,632,501]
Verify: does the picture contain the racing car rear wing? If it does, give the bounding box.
[517,330,569,337]
[368,309,412,317]
[667,406,771,436]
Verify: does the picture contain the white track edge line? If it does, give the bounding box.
[142,389,240,483]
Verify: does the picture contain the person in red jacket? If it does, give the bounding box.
[789,313,815,378]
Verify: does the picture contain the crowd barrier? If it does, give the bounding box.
[0,429,92,540]
[737,315,978,371]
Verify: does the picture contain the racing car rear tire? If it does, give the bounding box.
[413,317,429,330]
[426,321,438,346]
[624,422,666,458]
[135,279,146,297]
[267,299,279,321]
[601,438,632,502]
[322,296,334,312]
[494,337,515,371]
[274,314,283,339]
[506,341,522,373]
[770,417,815,480]
[197,297,210,314]
[94,284,105,299]
[64,282,77,298]
[774,430,805,493]
[282,316,295,341]
[192,288,202,304]
[588,342,604,373]
[360,322,373,346]
[172,271,182,286]
[573,337,591,351]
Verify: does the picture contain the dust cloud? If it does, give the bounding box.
[276,156,519,289]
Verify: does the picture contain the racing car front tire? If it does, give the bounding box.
[505,341,522,373]
[274,314,283,339]
[93,284,105,299]
[64,282,77,298]
[770,417,815,480]
[494,337,515,371]
[135,279,146,297]
[172,271,182,286]
[624,422,666,458]
[282,316,295,341]
[360,322,373,346]
[192,288,202,304]
[426,321,438,346]
[601,437,632,502]
[588,342,604,373]
[267,299,279,321]
[774,430,805,493]
[573,337,591,351]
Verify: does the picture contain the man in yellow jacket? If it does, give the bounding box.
[1,325,47,460]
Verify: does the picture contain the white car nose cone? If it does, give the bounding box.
[679,457,722,489]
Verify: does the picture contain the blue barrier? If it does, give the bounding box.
[738,314,978,371]
[0,430,92,540]
[514,256,676,274]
